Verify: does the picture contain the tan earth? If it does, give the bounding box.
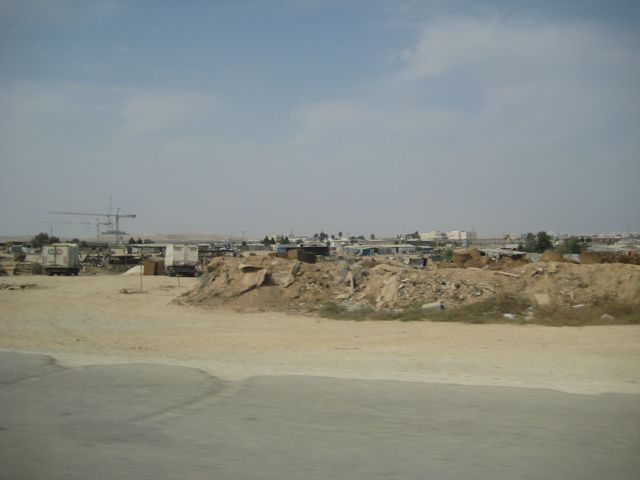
[182,255,640,314]
[1,274,639,395]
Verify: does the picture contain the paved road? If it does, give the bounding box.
[1,351,638,480]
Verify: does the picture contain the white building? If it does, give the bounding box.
[447,230,477,241]
[419,231,448,242]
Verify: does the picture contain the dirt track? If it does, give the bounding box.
[1,274,639,394]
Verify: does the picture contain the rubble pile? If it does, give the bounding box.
[180,255,640,315]
[451,248,490,268]
[580,251,640,265]
[0,254,15,276]
[12,262,41,275]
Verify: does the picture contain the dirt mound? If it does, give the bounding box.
[515,261,640,308]
[540,249,579,263]
[180,256,640,317]
[451,248,530,270]
[581,251,640,265]
[452,248,490,268]
[487,256,530,270]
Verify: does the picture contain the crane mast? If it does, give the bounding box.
[48,207,136,245]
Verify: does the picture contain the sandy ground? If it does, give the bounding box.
[1,274,639,395]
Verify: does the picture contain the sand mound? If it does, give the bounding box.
[581,251,640,265]
[121,265,143,276]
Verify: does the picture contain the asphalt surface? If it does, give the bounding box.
[1,351,638,480]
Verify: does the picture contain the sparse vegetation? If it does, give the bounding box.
[317,295,640,326]
[184,255,640,327]
[557,236,591,254]
[518,231,553,253]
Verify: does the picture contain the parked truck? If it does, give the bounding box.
[164,244,199,277]
[41,243,81,276]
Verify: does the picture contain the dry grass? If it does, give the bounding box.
[317,294,640,326]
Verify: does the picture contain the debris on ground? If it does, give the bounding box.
[119,288,147,294]
[180,256,640,318]
[580,251,640,265]
[1,283,37,290]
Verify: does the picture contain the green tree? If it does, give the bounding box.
[275,235,291,245]
[262,235,271,246]
[30,232,60,248]
[338,231,343,239]
[521,231,553,253]
[558,236,587,254]
[521,232,537,252]
[370,233,376,240]
[443,247,453,262]
[319,231,329,241]
[128,237,136,244]
[535,231,553,253]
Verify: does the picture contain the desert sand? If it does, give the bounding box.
[1,274,639,395]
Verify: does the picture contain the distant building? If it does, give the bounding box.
[446,230,477,242]
[245,243,271,252]
[330,239,349,249]
[419,231,448,242]
[418,230,476,246]
[344,246,375,257]
[374,244,417,255]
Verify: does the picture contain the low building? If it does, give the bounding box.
[419,231,448,242]
[374,244,417,255]
[344,246,375,257]
[245,243,271,252]
[447,230,477,242]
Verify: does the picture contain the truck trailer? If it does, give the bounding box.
[41,243,81,276]
[164,244,199,277]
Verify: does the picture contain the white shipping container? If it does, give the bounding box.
[164,244,198,276]
[41,243,81,275]
[164,244,199,267]
[164,244,199,277]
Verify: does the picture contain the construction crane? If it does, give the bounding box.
[39,221,92,237]
[48,208,136,245]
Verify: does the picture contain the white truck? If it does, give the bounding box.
[164,244,199,277]
[41,243,81,276]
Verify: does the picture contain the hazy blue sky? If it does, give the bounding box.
[1,0,639,238]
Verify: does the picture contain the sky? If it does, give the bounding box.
[1,0,639,239]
